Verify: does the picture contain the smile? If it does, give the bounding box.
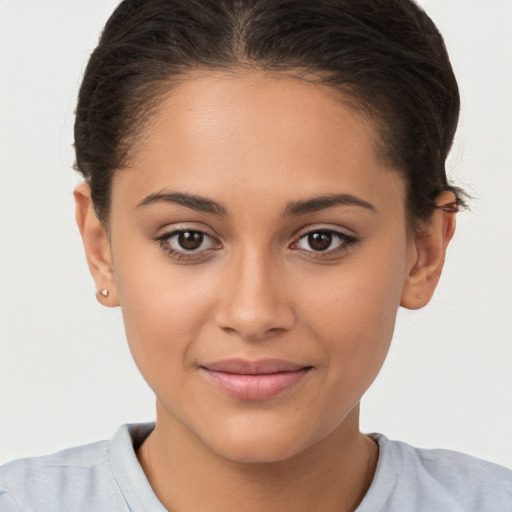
[199,359,313,401]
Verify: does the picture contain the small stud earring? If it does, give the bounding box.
[99,289,109,298]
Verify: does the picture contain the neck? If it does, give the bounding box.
[137,402,378,512]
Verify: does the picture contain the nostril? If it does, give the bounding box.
[220,324,282,341]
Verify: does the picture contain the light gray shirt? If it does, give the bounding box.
[1,423,511,511]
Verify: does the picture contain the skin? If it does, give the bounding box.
[75,71,456,512]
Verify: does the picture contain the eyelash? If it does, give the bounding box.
[155,229,220,261]
[155,227,358,262]
[291,229,358,260]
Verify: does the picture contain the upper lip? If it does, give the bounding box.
[200,359,311,375]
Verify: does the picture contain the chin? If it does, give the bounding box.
[197,417,324,465]
[213,437,308,465]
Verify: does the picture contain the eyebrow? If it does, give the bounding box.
[137,191,228,215]
[283,194,376,216]
[137,190,376,217]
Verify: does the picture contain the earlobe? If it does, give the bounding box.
[400,191,457,310]
[74,183,119,307]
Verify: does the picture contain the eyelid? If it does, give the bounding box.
[154,223,222,261]
[289,225,359,258]
[153,222,358,263]
[291,223,357,240]
[154,221,217,238]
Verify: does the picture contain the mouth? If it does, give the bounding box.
[199,359,313,401]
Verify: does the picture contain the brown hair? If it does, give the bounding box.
[74,0,464,225]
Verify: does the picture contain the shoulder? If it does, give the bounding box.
[0,432,126,511]
[396,437,512,495]
[359,434,512,512]
[407,441,512,485]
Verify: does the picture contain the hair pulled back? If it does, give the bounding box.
[74,0,463,225]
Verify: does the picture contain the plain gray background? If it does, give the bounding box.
[1,0,511,467]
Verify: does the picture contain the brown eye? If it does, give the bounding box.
[157,229,220,257]
[294,229,357,256]
[307,232,332,251]
[177,231,204,251]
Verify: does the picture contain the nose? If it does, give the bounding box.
[214,248,295,340]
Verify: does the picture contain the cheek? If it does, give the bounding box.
[301,254,404,342]
[112,247,217,390]
[299,243,407,387]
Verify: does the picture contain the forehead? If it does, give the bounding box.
[114,71,404,213]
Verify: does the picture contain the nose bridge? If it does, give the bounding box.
[215,243,293,339]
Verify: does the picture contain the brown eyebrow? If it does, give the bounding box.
[137,191,228,216]
[283,194,377,216]
[137,190,375,217]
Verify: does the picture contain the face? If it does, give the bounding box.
[105,72,416,463]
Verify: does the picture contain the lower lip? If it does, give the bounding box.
[201,368,310,401]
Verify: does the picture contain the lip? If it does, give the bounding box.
[199,359,312,401]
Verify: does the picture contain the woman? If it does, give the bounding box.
[1,0,511,510]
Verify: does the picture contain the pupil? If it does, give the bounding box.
[178,231,203,250]
[308,232,332,251]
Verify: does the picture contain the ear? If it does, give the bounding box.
[400,191,457,310]
[74,183,119,307]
